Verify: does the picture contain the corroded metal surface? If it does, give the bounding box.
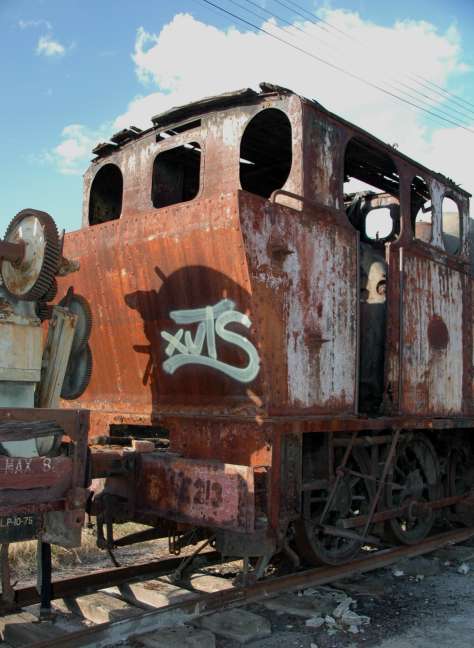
[401,248,464,415]
[58,87,472,432]
[52,84,474,549]
[60,194,258,425]
[239,192,358,414]
[135,454,255,532]
[0,209,60,302]
[0,408,89,539]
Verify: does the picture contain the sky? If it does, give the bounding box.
[1,0,474,233]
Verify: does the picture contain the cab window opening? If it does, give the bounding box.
[152,142,201,208]
[88,164,123,226]
[343,137,400,244]
[411,175,432,244]
[365,207,393,240]
[240,108,292,199]
[442,196,462,255]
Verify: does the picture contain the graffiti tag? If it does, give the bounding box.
[161,299,260,383]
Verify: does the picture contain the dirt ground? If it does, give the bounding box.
[9,524,185,585]
[9,530,474,647]
[206,540,474,648]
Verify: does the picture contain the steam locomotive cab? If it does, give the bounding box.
[55,83,473,568]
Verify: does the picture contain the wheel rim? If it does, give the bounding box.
[1,209,59,301]
[295,448,374,566]
[385,434,440,544]
[447,444,474,526]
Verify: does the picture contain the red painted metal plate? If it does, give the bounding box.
[136,454,255,532]
[0,456,72,490]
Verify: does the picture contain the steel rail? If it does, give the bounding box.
[9,551,220,608]
[25,526,474,648]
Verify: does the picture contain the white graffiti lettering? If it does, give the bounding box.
[161,299,260,383]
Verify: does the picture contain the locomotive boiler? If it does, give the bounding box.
[48,82,473,570]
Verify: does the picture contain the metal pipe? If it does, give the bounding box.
[0,240,25,265]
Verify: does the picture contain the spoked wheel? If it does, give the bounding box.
[295,448,374,566]
[447,441,474,526]
[385,434,440,544]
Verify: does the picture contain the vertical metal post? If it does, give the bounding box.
[0,544,14,607]
[38,541,52,619]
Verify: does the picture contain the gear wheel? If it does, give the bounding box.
[59,293,92,354]
[35,301,51,321]
[41,277,58,303]
[0,209,60,301]
[61,343,93,400]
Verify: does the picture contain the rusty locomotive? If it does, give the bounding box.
[2,82,474,579]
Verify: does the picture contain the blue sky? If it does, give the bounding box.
[1,0,473,232]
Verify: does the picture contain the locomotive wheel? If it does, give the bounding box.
[295,448,374,566]
[447,442,474,526]
[385,434,440,544]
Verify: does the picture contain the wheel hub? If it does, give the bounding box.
[401,469,424,501]
[332,479,352,517]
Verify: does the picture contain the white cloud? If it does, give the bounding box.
[43,124,112,175]
[18,19,52,30]
[46,10,474,200]
[36,34,66,57]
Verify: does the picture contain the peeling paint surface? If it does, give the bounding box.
[239,193,357,413]
[401,252,463,415]
[136,453,255,532]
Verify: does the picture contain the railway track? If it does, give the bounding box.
[2,526,474,648]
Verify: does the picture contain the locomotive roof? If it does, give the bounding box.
[94,82,470,199]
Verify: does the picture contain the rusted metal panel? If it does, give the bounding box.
[62,87,474,432]
[278,431,302,521]
[60,94,307,438]
[59,195,266,429]
[82,94,303,227]
[399,248,465,415]
[169,419,272,467]
[239,192,358,414]
[135,454,255,532]
[0,408,89,541]
[0,456,72,492]
[303,107,344,211]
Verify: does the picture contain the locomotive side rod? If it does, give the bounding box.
[341,493,474,529]
[24,526,474,648]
